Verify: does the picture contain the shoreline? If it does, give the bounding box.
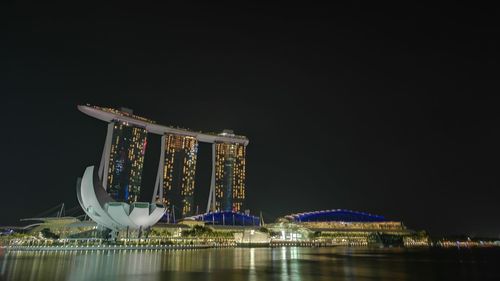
[2,244,212,252]
[3,244,499,253]
[3,240,498,252]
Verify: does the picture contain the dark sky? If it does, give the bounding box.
[2,2,499,237]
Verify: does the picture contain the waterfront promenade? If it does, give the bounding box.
[3,244,212,252]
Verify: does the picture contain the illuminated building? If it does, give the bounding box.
[77,166,165,236]
[214,139,246,212]
[267,209,429,247]
[162,134,198,219]
[104,112,148,203]
[188,211,259,226]
[79,105,250,222]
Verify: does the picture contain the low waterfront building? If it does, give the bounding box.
[186,211,260,226]
[268,209,430,247]
[5,208,429,248]
[234,229,271,246]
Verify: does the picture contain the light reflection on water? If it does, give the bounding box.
[1,247,499,281]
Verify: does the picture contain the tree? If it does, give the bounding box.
[40,228,59,239]
[259,227,269,233]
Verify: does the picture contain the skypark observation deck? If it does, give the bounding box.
[78,105,249,145]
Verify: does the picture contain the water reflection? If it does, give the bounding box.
[1,247,499,281]
[249,248,256,281]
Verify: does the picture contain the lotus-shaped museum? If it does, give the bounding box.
[76,166,166,231]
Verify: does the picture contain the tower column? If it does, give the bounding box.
[152,134,166,203]
[206,143,217,213]
[99,122,114,190]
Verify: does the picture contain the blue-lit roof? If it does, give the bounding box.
[187,211,260,226]
[286,209,387,222]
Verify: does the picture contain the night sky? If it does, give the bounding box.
[2,2,499,237]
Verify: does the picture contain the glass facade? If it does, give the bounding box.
[107,121,148,203]
[192,211,259,226]
[214,142,246,212]
[162,134,198,219]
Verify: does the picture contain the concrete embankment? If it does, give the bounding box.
[5,244,211,252]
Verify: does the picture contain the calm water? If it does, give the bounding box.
[1,247,500,281]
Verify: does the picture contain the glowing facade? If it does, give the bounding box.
[214,142,246,212]
[162,134,198,219]
[106,121,147,203]
[79,105,250,220]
